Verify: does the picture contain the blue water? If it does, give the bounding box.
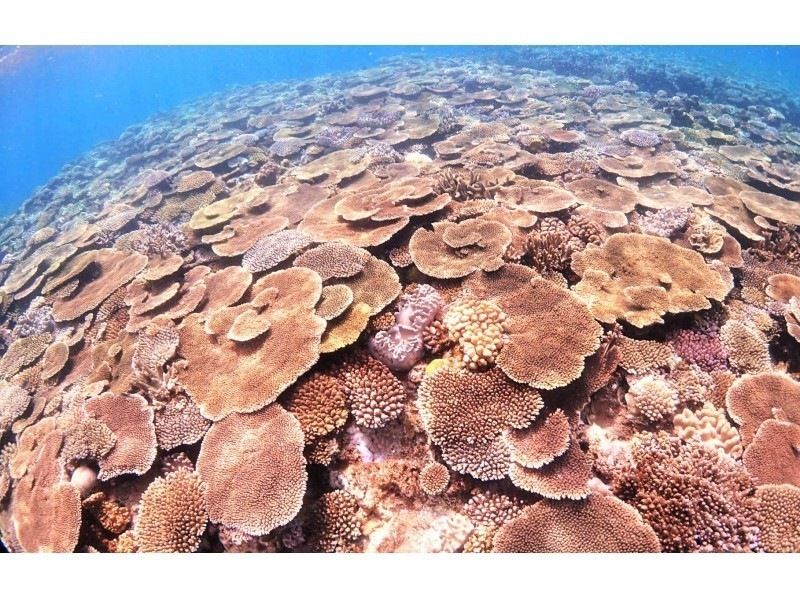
[1,45,799,215]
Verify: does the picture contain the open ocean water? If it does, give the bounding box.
[1,46,800,214]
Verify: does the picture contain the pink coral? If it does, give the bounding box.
[369,284,444,371]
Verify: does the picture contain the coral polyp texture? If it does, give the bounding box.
[3,49,800,553]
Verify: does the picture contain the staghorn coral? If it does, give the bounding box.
[526,231,575,273]
[435,169,498,201]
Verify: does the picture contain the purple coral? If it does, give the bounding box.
[637,207,693,239]
[621,128,661,148]
[369,284,444,371]
[13,299,55,339]
[668,326,729,371]
[315,126,357,150]
[130,222,187,257]
[355,108,402,129]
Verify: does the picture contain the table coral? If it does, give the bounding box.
[572,233,733,327]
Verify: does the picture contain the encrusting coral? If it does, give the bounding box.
[3,50,800,552]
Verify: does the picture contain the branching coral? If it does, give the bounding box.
[338,353,406,429]
[755,484,800,553]
[136,470,208,553]
[0,381,31,433]
[419,462,450,496]
[526,231,576,273]
[625,375,678,423]
[719,320,771,374]
[611,433,761,552]
[307,490,364,552]
[442,297,508,371]
[284,371,348,443]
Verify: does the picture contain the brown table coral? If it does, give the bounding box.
[572,233,732,327]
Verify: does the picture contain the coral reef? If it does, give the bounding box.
[2,51,800,553]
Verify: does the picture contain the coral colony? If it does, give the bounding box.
[2,49,800,553]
